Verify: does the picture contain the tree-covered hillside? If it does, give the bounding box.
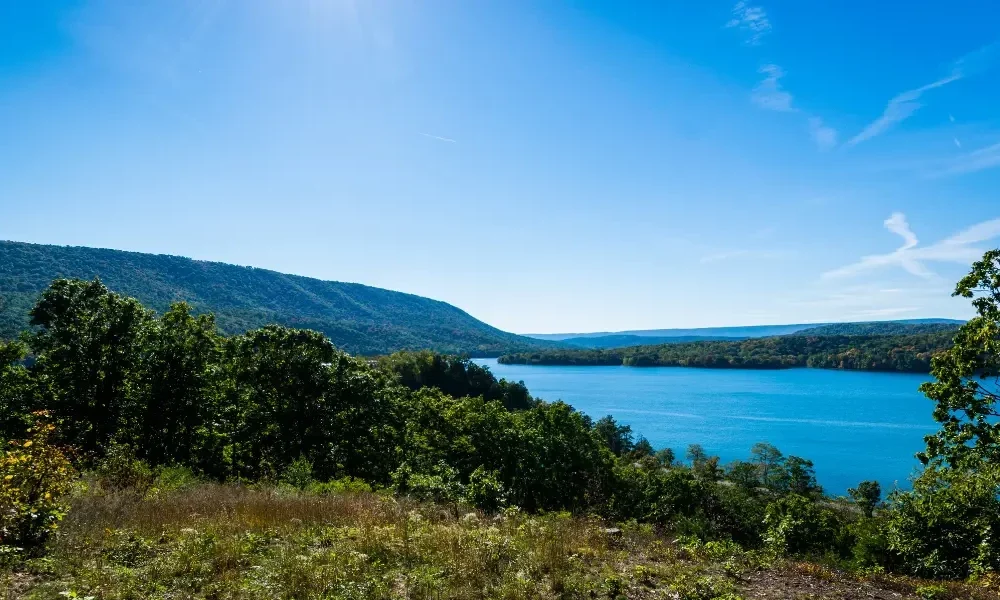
[499,330,956,372]
[0,241,552,355]
[795,321,962,336]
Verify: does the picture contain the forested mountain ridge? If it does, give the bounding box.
[0,240,554,355]
[500,330,956,372]
[528,318,962,342]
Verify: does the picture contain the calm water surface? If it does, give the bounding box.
[473,359,935,495]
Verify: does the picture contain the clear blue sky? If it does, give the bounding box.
[2,1,999,333]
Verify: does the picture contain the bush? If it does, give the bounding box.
[393,462,465,504]
[281,456,315,490]
[763,495,841,558]
[464,466,508,512]
[0,412,76,554]
[95,443,155,491]
[884,466,1000,579]
[309,476,375,495]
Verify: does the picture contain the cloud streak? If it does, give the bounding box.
[752,64,793,112]
[930,141,1000,177]
[419,132,456,143]
[846,75,960,146]
[823,213,1000,280]
[726,1,771,45]
[847,43,999,146]
[700,249,788,264]
[808,117,838,150]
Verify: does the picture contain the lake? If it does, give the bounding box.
[473,359,935,495]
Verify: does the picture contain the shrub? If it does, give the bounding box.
[464,466,508,512]
[0,412,76,554]
[309,476,375,495]
[884,466,1000,579]
[281,456,315,490]
[95,442,155,491]
[763,495,840,558]
[393,462,464,504]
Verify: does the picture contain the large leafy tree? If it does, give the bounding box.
[918,249,1000,468]
[29,278,152,455]
[138,302,223,469]
[0,340,33,440]
[887,249,1000,579]
[224,325,338,479]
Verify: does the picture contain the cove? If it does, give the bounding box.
[474,359,935,495]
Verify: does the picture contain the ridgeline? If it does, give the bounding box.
[500,327,958,372]
[0,240,553,356]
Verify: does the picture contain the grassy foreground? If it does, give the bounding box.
[4,482,995,600]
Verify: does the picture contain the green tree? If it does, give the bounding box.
[885,466,1000,579]
[686,444,708,467]
[750,442,784,488]
[29,278,152,456]
[138,303,224,470]
[780,456,819,496]
[848,480,881,518]
[225,325,338,479]
[0,340,33,440]
[593,415,634,456]
[919,249,1000,468]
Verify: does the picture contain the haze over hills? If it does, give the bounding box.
[531,318,964,347]
[0,241,555,356]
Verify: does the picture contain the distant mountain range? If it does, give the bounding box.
[534,319,964,349]
[0,241,555,356]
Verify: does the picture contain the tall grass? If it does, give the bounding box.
[7,483,997,600]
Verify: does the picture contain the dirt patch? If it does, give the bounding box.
[740,570,917,600]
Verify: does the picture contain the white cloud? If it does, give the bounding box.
[699,249,787,264]
[419,132,456,143]
[847,43,1000,147]
[954,137,962,148]
[822,213,1000,280]
[726,2,771,45]
[808,117,838,150]
[930,141,1000,177]
[752,64,794,112]
[846,75,960,147]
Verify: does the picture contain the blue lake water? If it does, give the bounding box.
[473,359,935,495]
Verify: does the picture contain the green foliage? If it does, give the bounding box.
[281,456,315,490]
[0,413,76,554]
[763,495,843,558]
[919,249,1000,468]
[500,330,955,373]
[884,466,1000,579]
[464,466,508,512]
[796,322,961,336]
[0,339,32,441]
[380,350,535,410]
[29,278,153,456]
[848,480,882,518]
[6,266,1000,586]
[95,443,156,491]
[593,415,635,456]
[0,240,555,355]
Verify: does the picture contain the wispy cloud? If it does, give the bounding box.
[929,140,1000,177]
[847,43,1000,147]
[726,2,771,45]
[846,75,960,146]
[419,132,456,143]
[699,249,788,264]
[823,212,1000,280]
[752,64,793,112]
[808,117,838,150]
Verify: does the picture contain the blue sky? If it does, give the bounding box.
[2,1,999,333]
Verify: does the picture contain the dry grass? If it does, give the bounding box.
[4,483,998,600]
